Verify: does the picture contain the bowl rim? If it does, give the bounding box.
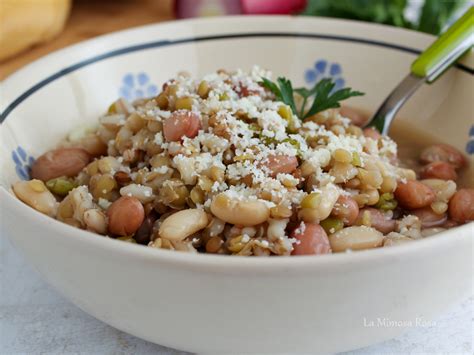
[1,15,472,269]
[2,15,473,122]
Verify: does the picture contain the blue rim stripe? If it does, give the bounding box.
[1,32,473,123]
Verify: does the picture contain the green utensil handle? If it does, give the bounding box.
[411,6,474,83]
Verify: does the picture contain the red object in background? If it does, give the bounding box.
[175,0,306,18]
[175,0,242,18]
[241,0,306,14]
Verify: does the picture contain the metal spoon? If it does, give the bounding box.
[367,6,474,135]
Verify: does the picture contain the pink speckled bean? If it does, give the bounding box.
[291,222,332,255]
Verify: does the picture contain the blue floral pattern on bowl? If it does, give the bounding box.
[12,146,35,180]
[119,72,158,101]
[466,125,474,155]
[305,59,345,91]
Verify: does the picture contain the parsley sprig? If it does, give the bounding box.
[260,77,364,120]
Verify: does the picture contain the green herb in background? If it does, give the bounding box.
[417,0,465,35]
[261,77,364,120]
[302,0,467,35]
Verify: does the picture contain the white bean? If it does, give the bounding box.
[383,232,414,247]
[299,184,340,223]
[120,184,154,203]
[12,180,58,217]
[204,217,226,238]
[329,226,384,252]
[210,193,270,226]
[420,179,457,202]
[83,209,107,234]
[69,186,95,224]
[159,209,209,241]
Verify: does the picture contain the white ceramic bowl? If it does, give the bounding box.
[1,16,473,354]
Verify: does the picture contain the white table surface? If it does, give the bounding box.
[1,229,472,354]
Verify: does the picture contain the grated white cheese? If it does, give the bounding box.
[90,66,407,250]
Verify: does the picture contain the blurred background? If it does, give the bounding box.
[0,0,470,79]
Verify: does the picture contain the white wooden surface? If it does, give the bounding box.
[1,229,472,354]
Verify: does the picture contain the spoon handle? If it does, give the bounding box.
[411,6,474,83]
[368,7,473,134]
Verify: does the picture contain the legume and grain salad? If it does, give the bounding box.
[13,67,474,255]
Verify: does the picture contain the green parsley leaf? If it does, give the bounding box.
[260,77,297,115]
[303,79,364,118]
[276,77,297,115]
[261,76,364,120]
[294,84,320,100]
[260,77,282,100]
